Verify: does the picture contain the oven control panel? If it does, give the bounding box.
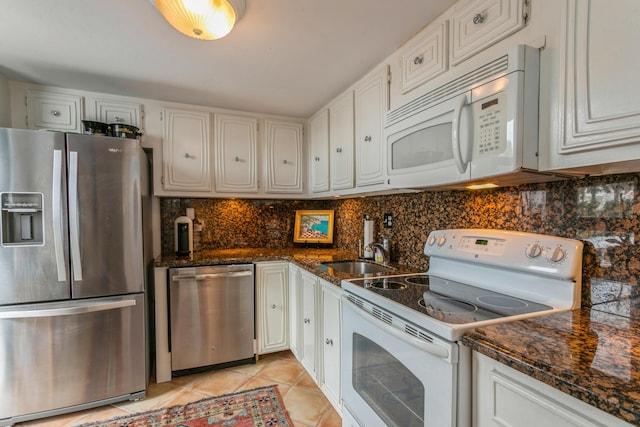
[424,229,584,280]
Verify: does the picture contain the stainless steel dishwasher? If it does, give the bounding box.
[169,264,254,372]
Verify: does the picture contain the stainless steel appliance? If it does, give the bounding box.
[385,45,568,190]
[0,128,151,425]
[341,229,583,427]
[169,264,255,373]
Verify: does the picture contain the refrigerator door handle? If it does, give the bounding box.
[68,151,83,281]
[171,271,254,282]
[0,298,136,319]
[52,149,67,282]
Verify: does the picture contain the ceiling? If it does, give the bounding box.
[0,0,456,118]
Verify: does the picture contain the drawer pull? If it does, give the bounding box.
[50,110,60,116]
[473,13,486,24]
[413,56,424,65]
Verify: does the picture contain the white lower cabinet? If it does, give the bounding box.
[473,351,632,427]
[299,269,319,381]
[288,264,302,359]
[319,279,342,413]
[255,262,289,355]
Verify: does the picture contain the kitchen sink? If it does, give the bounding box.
[316,261,395,276]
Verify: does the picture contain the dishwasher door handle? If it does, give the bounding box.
[172,271,253,282]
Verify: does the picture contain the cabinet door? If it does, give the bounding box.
[309,109,330,193]
[320,280,342,413]
[288,263,302,359]
[94,99,142,128]
[26,90,83,133]
[398,19,449,94]
[162,107,212,192]
[329,91,355,190]
[256,262,289,355]
[450,0,526,65]
[214,114,259,193]
[542,0,640,171]
[473,351,631,427]
[300,270,318,380]
[355,66,388,187]
[264,119,304,193]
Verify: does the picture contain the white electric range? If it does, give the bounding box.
[340,229,584,427]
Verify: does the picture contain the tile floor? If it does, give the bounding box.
[16,351,341,427]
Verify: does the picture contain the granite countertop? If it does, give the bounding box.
[154,247,419,285]
[462,307,640,425]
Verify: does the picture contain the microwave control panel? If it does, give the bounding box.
[473,92,507,158]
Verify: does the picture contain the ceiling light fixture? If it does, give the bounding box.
[151,0,246,41]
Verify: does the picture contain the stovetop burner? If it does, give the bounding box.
[348,274,553,325]
[366,280,407,290]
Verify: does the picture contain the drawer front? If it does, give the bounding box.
[400,20,449,94]
[450,0,526,65]
[27,90,83,132]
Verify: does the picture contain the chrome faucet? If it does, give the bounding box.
[368,235,391,265]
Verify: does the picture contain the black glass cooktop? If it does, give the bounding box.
[351,274,553,325]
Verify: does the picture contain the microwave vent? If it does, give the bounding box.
[386,53,510,126]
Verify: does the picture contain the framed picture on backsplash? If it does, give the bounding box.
[293,210,335,244]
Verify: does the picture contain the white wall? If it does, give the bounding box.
[0,73,11,127]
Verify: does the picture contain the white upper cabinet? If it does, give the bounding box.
[93,98,142,128]
[450,0,527,65]
[264,119,304,194]
[328,91,355,191]
[541,0,640,172]
[355,65,388,187]
[309,109,330,193]
[398,19,449,95]
[214,113,259,193]
[161,107,212,192]
[26,89,83,133]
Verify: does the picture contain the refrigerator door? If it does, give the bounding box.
[0,294,145,421]
[67,134,144,298]
[0,128,70,304]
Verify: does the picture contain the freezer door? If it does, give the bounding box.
[0,128,70,304]
[0,294,146,421]
[67,134,145,298]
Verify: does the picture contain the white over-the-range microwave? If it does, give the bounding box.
[385,44,571,190]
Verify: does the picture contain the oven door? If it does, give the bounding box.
[341,294,458,427]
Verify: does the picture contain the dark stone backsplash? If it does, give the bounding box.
[160,172,640,309]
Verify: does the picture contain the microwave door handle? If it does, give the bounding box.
[452,94,469,174]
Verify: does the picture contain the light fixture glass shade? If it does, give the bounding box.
[154,0,242,40]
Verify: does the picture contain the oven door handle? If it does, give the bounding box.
[346,298,449,359]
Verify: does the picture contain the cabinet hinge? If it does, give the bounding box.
[161,175,164,185]
[25,115,28,128]
[160,111,163,121]
[24,95,27,107]
[523,0,530,22]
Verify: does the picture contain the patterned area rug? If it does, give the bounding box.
[78,386,293,427]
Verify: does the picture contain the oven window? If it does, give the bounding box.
[391,123,453,170]
[352,333,425,427]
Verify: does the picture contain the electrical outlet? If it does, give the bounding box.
[383,213,393,228]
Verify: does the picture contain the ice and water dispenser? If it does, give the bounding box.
[1,193,44,246]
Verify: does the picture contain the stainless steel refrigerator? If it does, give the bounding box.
[0,128,151,425]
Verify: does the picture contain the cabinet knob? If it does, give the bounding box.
[282,159,288,164]
[325,338,333,346]
[184,153,190,158]
[234,156,240,162]
[413,56,424,65]
[304,318,310,324]
[314,156,320,162]
[364,136,372,142]
[50,110,60,117]
[473,13,486,24]
[271,304,277,309]
[114,116,123,123]
[336,147,342,153]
